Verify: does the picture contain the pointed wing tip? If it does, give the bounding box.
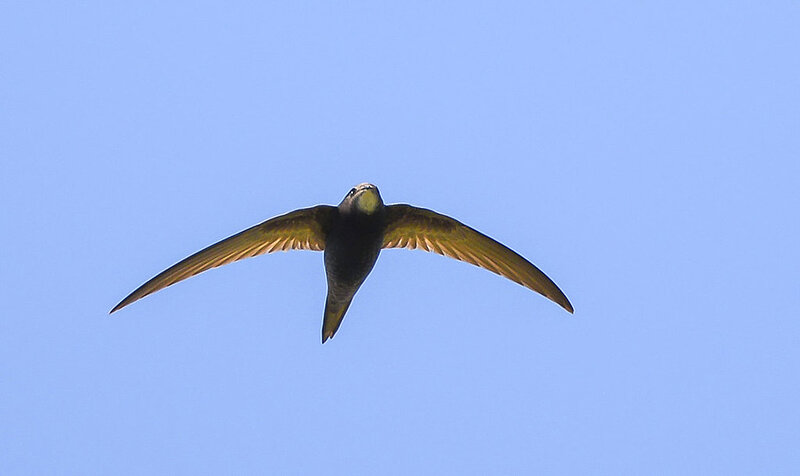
[110,295,136,315]
[560,299,574,314]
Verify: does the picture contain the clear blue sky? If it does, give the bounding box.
[2,2,798,474]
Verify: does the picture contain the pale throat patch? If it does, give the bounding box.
[356,190,380,214]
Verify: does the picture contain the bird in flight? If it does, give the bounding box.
[111,183,573,342]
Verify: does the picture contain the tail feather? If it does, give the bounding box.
[322,295,354,343]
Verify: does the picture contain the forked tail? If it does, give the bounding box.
[322,294,354,343]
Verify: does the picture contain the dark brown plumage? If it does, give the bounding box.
[111,183,573,342]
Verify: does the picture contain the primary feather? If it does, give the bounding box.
[110,206,335,313]
[382,205,573,313]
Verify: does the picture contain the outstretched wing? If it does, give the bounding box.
[382,205,573,313]
[111,205,337,313]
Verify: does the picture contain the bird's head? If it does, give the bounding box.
[339,183,384,215]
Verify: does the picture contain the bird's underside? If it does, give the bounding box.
[111,183,573,342]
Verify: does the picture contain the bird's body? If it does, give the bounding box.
[112,183,573,342]
[322,186,386,339]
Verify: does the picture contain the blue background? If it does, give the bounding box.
[2,2,798,474]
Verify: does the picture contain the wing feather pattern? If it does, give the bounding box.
[110,205,336,313]
[382,205,573,313]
